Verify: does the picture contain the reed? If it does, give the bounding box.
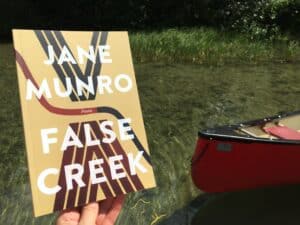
[130,28,300,65]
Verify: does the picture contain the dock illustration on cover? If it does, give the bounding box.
[13,30,156,217]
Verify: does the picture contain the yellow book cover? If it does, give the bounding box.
[12,29,156,217]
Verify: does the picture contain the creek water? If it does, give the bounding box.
[1,47,300,225]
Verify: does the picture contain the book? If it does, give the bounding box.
[13,29,156,217]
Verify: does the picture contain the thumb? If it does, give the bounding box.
[100,195,125,225]
[79,202,99,225]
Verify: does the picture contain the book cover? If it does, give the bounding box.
[12,30,156,217]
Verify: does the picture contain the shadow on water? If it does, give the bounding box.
[160,184,300,225]
[159,194,213,225]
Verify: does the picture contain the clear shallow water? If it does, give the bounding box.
[1,43,300,224]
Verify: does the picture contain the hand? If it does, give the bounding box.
[56,195,125,225]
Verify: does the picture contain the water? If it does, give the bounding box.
[1,43,300,224]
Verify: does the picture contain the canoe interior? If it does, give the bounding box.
[199,111,300,145]
[239,114,300,139]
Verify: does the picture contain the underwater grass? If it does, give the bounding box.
[2,35,300,224]
[0,43,200,225]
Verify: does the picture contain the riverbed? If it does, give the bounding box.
[1,43,300,225]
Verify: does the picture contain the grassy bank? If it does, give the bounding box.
[130,28,300,65]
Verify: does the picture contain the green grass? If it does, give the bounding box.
[2,33,300,225]
[130,28,300,65]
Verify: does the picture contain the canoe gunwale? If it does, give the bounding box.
[199,131,300,145]
[198,110,300,145]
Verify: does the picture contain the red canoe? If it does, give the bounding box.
[191,111,300,193]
